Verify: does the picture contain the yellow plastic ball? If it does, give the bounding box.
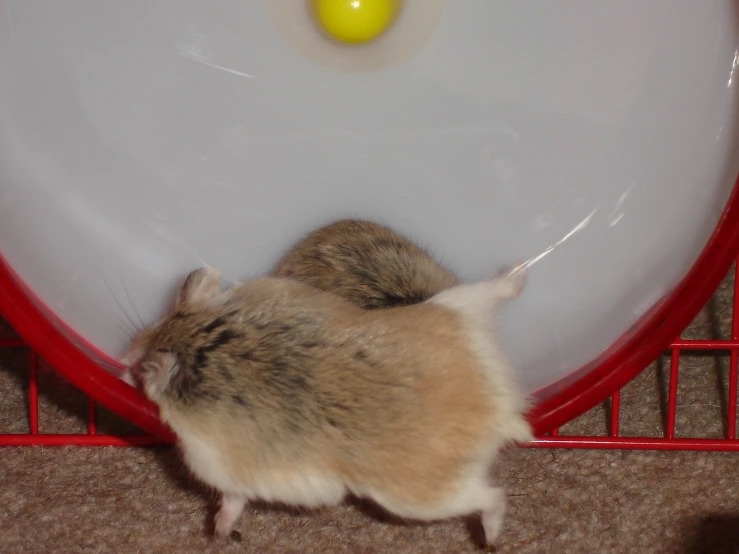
[311,0,403,45]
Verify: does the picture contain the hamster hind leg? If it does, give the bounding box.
[361,472,509,550]
[427,263,527,317]
[480,486,507,552]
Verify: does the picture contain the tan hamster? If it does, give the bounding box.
[121,265,531,551]
[272,219,459,309]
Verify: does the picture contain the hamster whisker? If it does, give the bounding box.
[98,270,141,335]
[120,278,146,330]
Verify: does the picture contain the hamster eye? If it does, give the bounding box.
[155,348,170,354]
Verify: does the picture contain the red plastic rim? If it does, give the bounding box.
[1,180,739,439]
[0,259,175,441]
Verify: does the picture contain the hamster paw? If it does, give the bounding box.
[213,492,247,537]
[504,260,527,298]
[483,544,498,553]
[213,512,234,537]
[489,261,527,300]
[481,487,506,549]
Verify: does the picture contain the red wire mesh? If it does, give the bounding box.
[531,257,739,451]
[0,257,737,450]
[0,336,163,447]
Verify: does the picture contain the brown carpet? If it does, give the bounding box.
[1,266,738,553]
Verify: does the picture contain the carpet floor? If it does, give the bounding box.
[1,266,738,553]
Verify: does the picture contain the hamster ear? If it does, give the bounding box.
[177,267,223,309]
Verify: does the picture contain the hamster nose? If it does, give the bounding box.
[310,0,404,45]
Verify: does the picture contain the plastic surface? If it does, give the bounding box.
[1,1,739,400]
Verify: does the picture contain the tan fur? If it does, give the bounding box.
[122,267,530,549]
[272,219,459,309]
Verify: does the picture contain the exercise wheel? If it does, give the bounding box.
[2,0,739,439]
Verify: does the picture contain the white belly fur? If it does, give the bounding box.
[177,431,347,508]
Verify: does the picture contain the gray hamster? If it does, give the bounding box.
[272,219,459,309]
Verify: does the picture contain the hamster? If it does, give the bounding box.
[121,265,531,551]
[272,219,459,309]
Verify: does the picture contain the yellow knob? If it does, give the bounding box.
[311,0,403,45]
